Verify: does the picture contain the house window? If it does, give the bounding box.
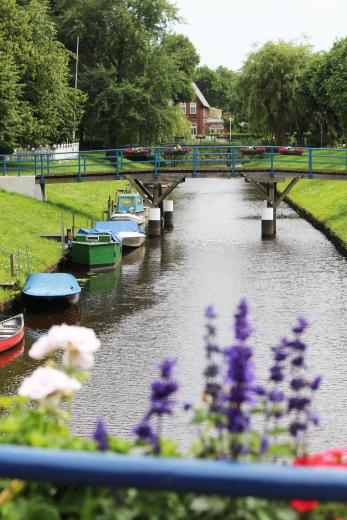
[191,123,197,135]
[190,102,197,115]
[180,103,186,114]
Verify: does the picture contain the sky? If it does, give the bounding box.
[173,0,347,70]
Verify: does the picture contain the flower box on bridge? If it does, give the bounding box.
[239,146,267,155]
[278,147,305,155]
[122,147,154,162]
[161,146,192,158]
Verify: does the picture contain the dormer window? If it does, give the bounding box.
[190,102,197,115]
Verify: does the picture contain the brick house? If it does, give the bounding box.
[179,83,224,136]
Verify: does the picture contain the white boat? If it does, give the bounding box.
[110,212,145,225]
[117,231,146,248]
[95,220,146,249]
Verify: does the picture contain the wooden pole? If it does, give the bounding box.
[72,211,75,239]
[17,249,21,280]
[61,212,65,253]
[115,190,118,211]
[26,244,30,274]
[10,254,15,277]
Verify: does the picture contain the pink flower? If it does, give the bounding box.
[18,366,81,402]
[29,324,101,369]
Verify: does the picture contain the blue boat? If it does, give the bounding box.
[22,273,81,307]
[95,221,145,248]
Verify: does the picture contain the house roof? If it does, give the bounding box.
[192,82,210,108]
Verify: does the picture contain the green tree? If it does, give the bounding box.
[195,65,240,114]
[50,0,198,146]
[238,40,313,144]
[304,38,347,142]
[0,0,85,147]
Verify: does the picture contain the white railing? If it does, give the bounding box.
[8,143,79,161]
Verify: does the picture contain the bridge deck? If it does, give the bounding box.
[35,167,347,184]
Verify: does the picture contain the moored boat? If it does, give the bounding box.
[71,229,122,269]
[0,314,25,353]
[95,220,146,249]
[115,193,147,217]
[110,212,145,225]
[23,273,81,307]
[0,340,24,367]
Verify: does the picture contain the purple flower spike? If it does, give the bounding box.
[133,421,159,452]
[93,419,108,452]
[310,376,322,391]
[292,318,309,335]
[158,358,177,379]
[183,402,193,411]
[205,305,217,319]
[234,299,253,342]
[259,436,270,455]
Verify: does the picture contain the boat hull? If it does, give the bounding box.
[118,232,146,248]
[22,292,80,309]
[71,239,122,268]
[0,314,25,353]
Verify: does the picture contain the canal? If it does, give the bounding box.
[1,178,346,452]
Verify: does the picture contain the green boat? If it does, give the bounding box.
[71,231,122,269]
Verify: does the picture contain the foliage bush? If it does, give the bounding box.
[0,301,345,519]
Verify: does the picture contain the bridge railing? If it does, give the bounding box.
[1,445,347,503]
[0,146,346,180]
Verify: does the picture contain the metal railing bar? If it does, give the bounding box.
[0,446,347,501]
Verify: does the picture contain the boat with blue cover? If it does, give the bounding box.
[95,220,145,248]
[22,273,81,307]
[71,228,122,269]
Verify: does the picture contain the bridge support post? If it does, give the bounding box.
[148,207,161,237]
[261,206,275,239]
[267,182,276,235]
[163,200,174,228]
[40,182,47,202]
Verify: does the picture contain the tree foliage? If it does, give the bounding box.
[195,65,240,114]
[50,0,198,146]
[238,41,313,144]
[0,0,85,148]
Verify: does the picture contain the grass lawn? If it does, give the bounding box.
[278,179,347,244]
[0,180,127,308]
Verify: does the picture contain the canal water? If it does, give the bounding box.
[1,178,347,452]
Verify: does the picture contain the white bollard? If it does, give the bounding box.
[148,207,161,237]
[163,199,174,228]
[261,207,275,239]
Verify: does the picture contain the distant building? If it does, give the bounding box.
[178,83,224,137]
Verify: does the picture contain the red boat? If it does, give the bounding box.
[0,314,25,353]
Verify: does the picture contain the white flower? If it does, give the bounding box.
[18,366,81,401]
[29,324,101,369]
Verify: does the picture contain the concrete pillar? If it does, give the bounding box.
[163,199,174,228]
[267,183,277,234]
[148,207,161,237]
[261,207,275,239]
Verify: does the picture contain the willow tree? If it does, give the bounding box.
[238,41,313,145]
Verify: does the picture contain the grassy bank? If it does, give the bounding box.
[279,179,347,245]
[0,181,126,308]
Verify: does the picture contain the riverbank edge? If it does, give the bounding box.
[283,194,347,258]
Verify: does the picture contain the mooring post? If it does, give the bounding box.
[10,254,15,278]
[163,199,174,228]
[266,182,277,235]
